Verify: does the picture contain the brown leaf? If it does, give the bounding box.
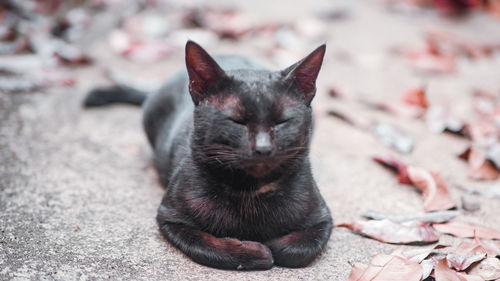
[459,147,500,181]
[401,86,428,109]
[447,252,486,271]
[337,219,440,244]
[347,252,422,281]
[346,262,369,281]
[374,157,457,211]
[434,258,484,281]
[468,258,500,280]
[407,166,457,212]
[373,156,412,184]
[465,120,499,142]
[433,221,500,240]
[456,236,500,257]
[403,244,450,263]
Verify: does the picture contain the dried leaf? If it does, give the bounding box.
[468,258,500,280]
[465,120,499,142]
[434,258,484,281]
[407,166,457,212]
[461,185,500,199]
[421,259,434,280]
[401,86,428,109]
[347,252,422,281]
[403,244,450,263]
[433,221,500,240]
[426,105,467,136]
[396,38,456,73]
[459,147,500,181]
[122,40,172,63]
[373,156,411,184]
[327,109,357,127]
[346,262,369,281]
[337,219,440,244]
[373,157,457,211]
[447,253,486,271]
[456,236,500,257]
[362,209,459,223]
[373,123,415,153]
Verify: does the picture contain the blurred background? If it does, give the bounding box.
[1,0,500,280]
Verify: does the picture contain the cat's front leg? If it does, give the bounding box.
[264,220,332,268]
[158,222,274,270]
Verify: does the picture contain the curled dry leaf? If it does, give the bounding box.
[433,221,500,240]
[337,219,440,244]
[373,156,411,184]
[434,258,485,281]
[373,157,457,212]
[406,166,457,212]
[347,252,422,281]
[459,147,500,181]
[447,252,486,271]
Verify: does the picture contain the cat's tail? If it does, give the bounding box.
[83,86,147,107]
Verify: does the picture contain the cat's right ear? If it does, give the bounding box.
[185,41,227,105]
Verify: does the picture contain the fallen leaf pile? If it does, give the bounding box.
[0,0,93,92]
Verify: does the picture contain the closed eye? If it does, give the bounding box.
[228,118,246,125]
[276,118,292,125]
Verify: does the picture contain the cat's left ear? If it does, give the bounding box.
[283,44,326,104]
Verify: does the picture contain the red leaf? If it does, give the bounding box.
[337,219,440,244]
[373,156,411,184]
[433,221,500,240]
[374,157,457,211]
[407,167,457,212]
[459,147,500,181]
[401,86,428,109]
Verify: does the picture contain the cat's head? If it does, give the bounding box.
[187,41,325,179]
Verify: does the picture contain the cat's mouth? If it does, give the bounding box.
[244,160,280,178]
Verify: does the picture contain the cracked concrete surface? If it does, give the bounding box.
[1,0,500,280]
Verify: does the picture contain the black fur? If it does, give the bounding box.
[142,41,333,270]
[84,86,146,107]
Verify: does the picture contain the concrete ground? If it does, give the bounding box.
[1,0,500,280]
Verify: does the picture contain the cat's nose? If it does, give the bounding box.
[255,131,272,156]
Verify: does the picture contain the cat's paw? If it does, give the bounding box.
[222,238,274,270]
[265,236,321,268]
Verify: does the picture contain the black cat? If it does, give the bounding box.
[85,41,333,270]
